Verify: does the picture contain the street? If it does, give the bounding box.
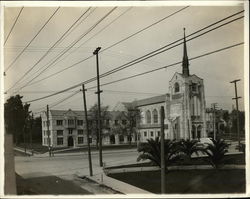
[15,149,139,179]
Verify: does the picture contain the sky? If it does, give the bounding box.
[2,1,247,116]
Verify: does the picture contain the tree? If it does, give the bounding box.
[201,138,229,169]
[115,106,141,145]
[4,95,31,144]
[137,137,179,171]
[88,104,110,148]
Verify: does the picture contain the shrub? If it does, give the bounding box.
[137,137,179,170]
[201,138,229,169]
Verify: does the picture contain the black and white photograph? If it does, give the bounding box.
[0,0,249,197]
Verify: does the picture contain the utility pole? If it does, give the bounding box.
[81,84,93,176]
[230,79,241,148]
[46,105,51,157]
[211,103,218,140]
[93,47,103,167]
[30,113,34,156]
[160,106,165,194]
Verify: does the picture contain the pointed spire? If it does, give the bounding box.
[182,28,190,77]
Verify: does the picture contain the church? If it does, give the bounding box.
[134,29,207,141]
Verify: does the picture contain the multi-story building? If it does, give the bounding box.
[41,109,89,148]
[41,108,137,148]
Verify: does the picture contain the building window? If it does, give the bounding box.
[68,129,73,135]
[153,109,158,123]
[150,131,154,137]
[78,137,84,144]
[77,120,83,126]
[57,137,63,145]
[122,120,127,125]
[57,130,63,136]
[157,131,160,137]
[56,120,63,126]
[174,82,180,93]
[68,119,74,125]
[44,138,46,144]
[78,130,83,135]
[89,137,92,143]
[192,83,197,92]
[119,135,124,143]
[146,110,151,124]
[144,131,147,137]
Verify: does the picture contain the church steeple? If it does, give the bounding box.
[182,28,190,77]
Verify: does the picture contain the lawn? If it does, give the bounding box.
[16,174,91,195]
[106,153,245,169]
[54,143,137,154]
[109,169,245,194]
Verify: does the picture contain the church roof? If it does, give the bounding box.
[135,94,167,107]
[50,109,84,117]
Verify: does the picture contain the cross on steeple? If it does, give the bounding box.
[182,28,190,77]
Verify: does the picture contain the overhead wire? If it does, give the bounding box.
[4,7,61,73]
[4,7,24,45]
[33,7,133,76]
[5,7,92,92]
[86,42,244,90]
[20,9,243,91]
[19,6,190,89]
[24,40,244,104]
[20,10,244,103]
[12,7,117,92]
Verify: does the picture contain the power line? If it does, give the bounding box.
[16,8,97,84]
[87,42,243,89]
[21,9,243,90]
[4,7,61,73]
[5,7,93,93]
[24,41,243,104]
[4,7,24,45]
[96,15,244,81]
[13,7,117,92]
[58,14,245,89]
[33,7,133,77]
[19,6,190,88]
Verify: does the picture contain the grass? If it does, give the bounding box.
[106,153,245,169]
[109,169,245,194]
[16,174,91,195]
[16,143,68,154]
[54,143,137,154]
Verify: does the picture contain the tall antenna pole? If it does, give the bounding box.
[46,104,51,157]
[160,106,166,193]
[81,84,93,176]
[211,103,218,140]
[93,47,103,167]
[230,79,241,148]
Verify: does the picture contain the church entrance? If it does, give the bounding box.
[68,136,74,147]
[197,125,202,140]
[192,125,196,139]
[110,135,115,144]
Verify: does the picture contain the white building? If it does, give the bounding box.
[135,29,207,142]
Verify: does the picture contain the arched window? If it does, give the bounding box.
[146,110,151,124]
[174,82,180,93]
[153,109,158,123]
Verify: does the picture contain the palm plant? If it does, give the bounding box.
[177,139,203,161]
[137,137,179,170]
[202,138,229,169]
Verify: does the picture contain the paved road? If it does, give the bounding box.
[15,149,139,179]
